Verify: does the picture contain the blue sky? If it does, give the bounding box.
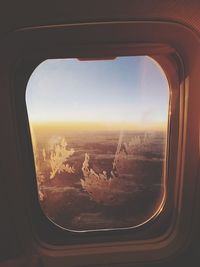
[26,56,169,128]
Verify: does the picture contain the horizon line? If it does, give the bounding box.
[30,120,167,131]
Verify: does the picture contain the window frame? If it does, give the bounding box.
[1,20,199,266]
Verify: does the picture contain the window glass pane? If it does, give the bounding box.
[26,56,169,231]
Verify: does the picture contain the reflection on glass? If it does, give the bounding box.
[26,56,169,231]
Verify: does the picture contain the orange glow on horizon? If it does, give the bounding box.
[30,120,167,132]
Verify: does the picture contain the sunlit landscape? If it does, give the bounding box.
[26,56,169,231]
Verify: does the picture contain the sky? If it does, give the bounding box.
[26,56,169,130]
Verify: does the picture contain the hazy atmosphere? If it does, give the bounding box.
[26,56,168,129]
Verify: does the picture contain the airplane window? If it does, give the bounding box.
[26,56,169,232]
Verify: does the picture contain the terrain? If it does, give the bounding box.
[32,126,166,231]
